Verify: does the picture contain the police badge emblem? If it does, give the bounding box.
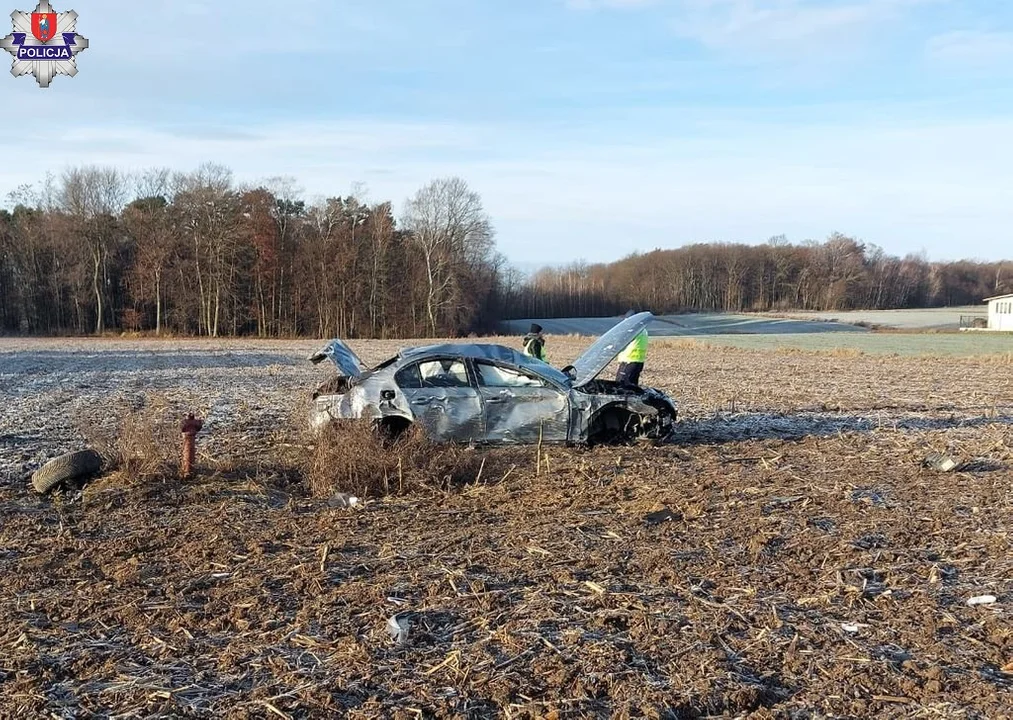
[0,0,88,87]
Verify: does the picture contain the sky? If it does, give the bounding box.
[0,0,1011,266]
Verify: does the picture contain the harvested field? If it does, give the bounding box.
[1,336,1012,718]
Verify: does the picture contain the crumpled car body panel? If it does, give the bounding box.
[309,318,678,445]
[311,371,676,445]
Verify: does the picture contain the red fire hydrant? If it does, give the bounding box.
[180,413,203,479]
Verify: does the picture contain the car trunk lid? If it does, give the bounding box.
[308,339,366,379]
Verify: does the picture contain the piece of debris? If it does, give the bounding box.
[841,622,866,634]
[924,453,960,473]
[327,493,359,509]
[644,507,680,525]
[967,595,997,606]
[31,449,103,494]
[387,614,410,645]
[1001,661,1013,674]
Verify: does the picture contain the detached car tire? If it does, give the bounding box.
[31,449,102,494]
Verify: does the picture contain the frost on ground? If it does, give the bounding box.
[769,307,983,330]
[0,338,326,484]
[2,335,1011,484]
[1,337,1012,717]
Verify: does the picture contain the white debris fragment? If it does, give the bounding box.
[387,614,410,645]
[328,493,359,508]
[924,453,960,472]
[967,595,997,606]
[841,622,867,633]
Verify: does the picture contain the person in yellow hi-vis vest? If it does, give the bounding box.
[616,319,648,386]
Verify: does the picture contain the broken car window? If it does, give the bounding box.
[394,363,423,389]
[476,361,545,388]
[418,359,471,388]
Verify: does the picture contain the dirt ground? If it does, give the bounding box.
[0,337,1011,718]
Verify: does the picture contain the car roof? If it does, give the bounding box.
[398,343,571,386]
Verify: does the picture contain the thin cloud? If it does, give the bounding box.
[927,30,1013,68]
[565,0,661,8]
[1,0,1006,265]
[683,0,940,52]
[2,114,1010,263]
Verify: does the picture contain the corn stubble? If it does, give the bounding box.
[0,339,1010,718]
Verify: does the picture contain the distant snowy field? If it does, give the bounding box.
[769,307,984,330]
[502,307,984,336]
[501,313,867,336]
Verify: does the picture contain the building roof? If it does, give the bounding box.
[984,293,1013,302]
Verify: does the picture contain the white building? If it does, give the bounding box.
[986,293,1013,332]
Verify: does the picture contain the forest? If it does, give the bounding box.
[0,164,1008,337]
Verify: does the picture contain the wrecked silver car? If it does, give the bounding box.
[308,312,677,445]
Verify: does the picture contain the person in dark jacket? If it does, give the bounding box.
[522,323,546,361]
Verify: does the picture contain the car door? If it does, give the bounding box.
[473,360,569,444]
[394,357,485,442]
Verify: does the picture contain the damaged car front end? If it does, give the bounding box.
[309,312,677,445]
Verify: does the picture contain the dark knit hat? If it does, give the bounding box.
[529,323,543,334]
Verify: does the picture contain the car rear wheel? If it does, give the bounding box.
[374,416,412,442]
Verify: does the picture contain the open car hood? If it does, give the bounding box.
[308,339,366,378]
[570,312,653,388]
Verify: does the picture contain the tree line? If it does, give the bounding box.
[503,235,1010,320]
[1,164,1008,338]
[0,165,503,338]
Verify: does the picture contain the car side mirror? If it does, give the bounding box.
[380,390,396,401]
[561,365,577,381]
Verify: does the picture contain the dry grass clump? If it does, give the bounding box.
[306,421,512,498]
[654,338,715,351]
[79,397,183,487]
[111,406,182,482]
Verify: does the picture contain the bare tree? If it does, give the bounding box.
[123,168,175,333]
[172,163,240,337]
[7,162,1013,338]
[367,201,395,336]
[58,166,126,333]
[402,177,494,335]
